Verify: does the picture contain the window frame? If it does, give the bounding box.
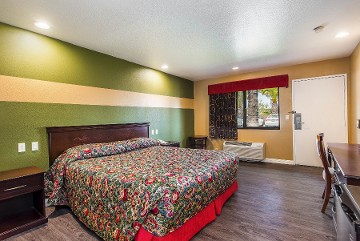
[237,88,280,130]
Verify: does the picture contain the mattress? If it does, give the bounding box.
[45,138,238,240]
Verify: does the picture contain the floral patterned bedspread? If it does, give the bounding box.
[45,138,238,241]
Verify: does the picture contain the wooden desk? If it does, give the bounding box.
[328,143,360,186]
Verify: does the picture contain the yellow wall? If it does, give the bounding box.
[350,42,360,143]
[194,58,350,160]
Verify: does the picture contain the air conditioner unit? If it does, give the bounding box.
[223,141,265,161]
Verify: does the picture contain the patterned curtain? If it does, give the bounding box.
[209,92,237,140]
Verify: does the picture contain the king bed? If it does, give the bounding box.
[45,122,238,241]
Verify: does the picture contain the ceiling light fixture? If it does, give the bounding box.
[161,65,168,69]
[34,21,50,29]
[232,67,239,70]
[335,32,349,38]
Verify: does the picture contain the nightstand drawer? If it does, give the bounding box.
[188,136,207,149]
[0,166,47,239]
[0,174,43,200]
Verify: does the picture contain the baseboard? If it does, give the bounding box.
[263,158,295,165]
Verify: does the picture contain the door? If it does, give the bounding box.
[292,74,348,167]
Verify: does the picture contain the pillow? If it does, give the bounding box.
[45,137,160,205]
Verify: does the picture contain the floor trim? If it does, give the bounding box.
[263,158,295,165]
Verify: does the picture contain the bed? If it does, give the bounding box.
[45,123,238,241]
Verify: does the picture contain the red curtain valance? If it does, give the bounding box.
[208,74,289,95]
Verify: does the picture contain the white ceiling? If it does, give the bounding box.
[0,0,360,81]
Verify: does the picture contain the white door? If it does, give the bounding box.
[292,74,348,167]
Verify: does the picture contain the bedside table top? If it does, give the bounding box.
[0,166,44,182]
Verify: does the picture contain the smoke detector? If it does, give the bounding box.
[313,25,325,33]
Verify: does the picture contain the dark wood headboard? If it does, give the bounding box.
[46,122,150,166]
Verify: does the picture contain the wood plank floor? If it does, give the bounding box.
[6,162,336,241]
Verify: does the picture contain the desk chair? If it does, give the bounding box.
[316,133,334,213]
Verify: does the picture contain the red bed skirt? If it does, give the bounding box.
[135,181,238,241]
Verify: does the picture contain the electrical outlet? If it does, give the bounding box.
[32,142,39,151]
[155,129,158,135]
[151,129,154,135]
[18,143,26,153]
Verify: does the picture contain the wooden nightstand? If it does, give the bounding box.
[188,136,208,149]
[160,141,180,147]
[0,166,48,240]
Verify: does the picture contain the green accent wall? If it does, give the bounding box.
[0,23,194,171]
[0,22,193,98]
[0,102,194,171]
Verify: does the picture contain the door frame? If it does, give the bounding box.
[292,74,348,166]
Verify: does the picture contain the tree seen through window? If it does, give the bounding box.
[237,88,279,129]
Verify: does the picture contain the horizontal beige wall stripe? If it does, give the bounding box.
[0,75,194,109]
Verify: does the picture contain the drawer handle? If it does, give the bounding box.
[4,185,27,192]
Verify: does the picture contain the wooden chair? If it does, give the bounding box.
[316,133,334,213]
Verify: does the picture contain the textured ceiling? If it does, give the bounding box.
[0,0,360,81]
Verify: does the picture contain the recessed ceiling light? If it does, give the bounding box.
[34,21,50,29]
[232,67,239,70]
[336,32,349,38]
[161,65,168,69]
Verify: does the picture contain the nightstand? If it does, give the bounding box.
[160,141,180,147]
[0,166,48,240]
[188,136,208,149]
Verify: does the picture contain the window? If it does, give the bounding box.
[237,87,279,129]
